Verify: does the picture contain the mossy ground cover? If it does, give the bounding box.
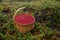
[0,0,60,40]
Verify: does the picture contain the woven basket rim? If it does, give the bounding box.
[13,13,35,25]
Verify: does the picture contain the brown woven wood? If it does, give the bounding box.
[13,7,35,33]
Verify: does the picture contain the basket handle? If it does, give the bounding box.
[13,7,32,18]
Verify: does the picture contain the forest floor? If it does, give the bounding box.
[0,1,60,40]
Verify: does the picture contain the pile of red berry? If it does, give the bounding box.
[14,14,35,25]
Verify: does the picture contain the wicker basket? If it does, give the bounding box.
[13,7,35,33]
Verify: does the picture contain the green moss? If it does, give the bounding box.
[0,1,60,40]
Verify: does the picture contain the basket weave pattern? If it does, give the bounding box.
[15,23,34,33]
